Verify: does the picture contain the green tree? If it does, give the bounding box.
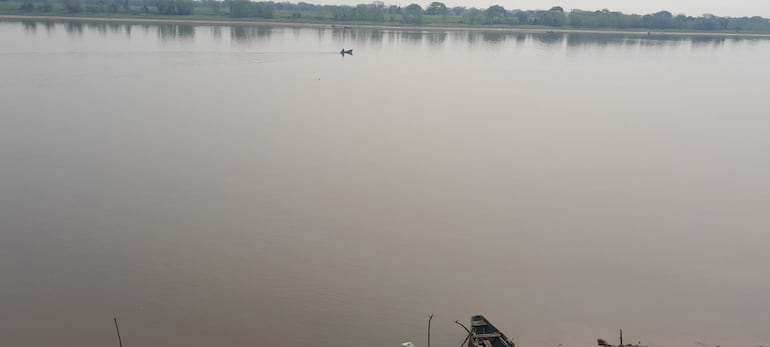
[450,6,465,16]
[462,8,484,25]
[514,10,529,24]
[63,0,82,13]
[484,5,507,24]
[354,4,385,21]
[158,0,193,15]
[227,0,273,18]
[543,6,566,26]
[425,2,447,16]
[401,3,423,24]
[19,2,34,11]
[38,1,53,11]
[643,10,677,28]
[331,5,353,20]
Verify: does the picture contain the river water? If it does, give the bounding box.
[1,19,769,347]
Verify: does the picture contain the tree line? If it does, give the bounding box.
[16,0,195,15]
[11,0,770,33]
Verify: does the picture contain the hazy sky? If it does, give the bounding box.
[313,0,770,18]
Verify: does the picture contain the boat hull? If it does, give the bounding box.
[468,315,515,347]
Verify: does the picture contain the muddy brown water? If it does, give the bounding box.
[1,20,769,347]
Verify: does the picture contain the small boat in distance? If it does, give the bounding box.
[340,48,353,55]
[597,329,647,347]
[468,315,515,347]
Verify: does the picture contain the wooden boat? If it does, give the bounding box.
[468,315,515,347]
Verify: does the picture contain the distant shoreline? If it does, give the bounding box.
[3,14,770,38]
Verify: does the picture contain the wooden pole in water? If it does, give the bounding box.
[454,320,471,334]
[460,334,470,347]
[114,317,123,347]
[454,320,471,347]
[428,314,433,347]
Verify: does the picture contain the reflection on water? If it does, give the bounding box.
[157,24,194,40]
[367,29,383,43]
[331,28,384,43]
[87,22,108,34]
[65,21,82,35]
[533,32,562,44]
[314,27,325,41]
[2,20,770,347]
[398,31,425,45]
[108,22,122,34]
[481,31,507,44]
[689,35,727,46]
[210,25,222,39]
[462,31,529,46]
[231,25,272,43]
[15,19,767,51]
[565,33,630,47]
[290,26,302,39]
[21,20,36,32]
[43,21,55,33]
[424,31,446,46]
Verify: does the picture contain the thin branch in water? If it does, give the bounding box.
[454,320,471,347]
[114,317,123,347]
[454,320,471,335]
[428,314,434,347]
[460,333,470,347]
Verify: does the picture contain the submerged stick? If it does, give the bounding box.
[428,314,433,347]
[454,320,471,347]
[454,320,471,335]
[460,333,470,347]
[114,317,123,347]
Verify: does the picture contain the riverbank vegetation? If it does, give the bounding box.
[2,0,770,33]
